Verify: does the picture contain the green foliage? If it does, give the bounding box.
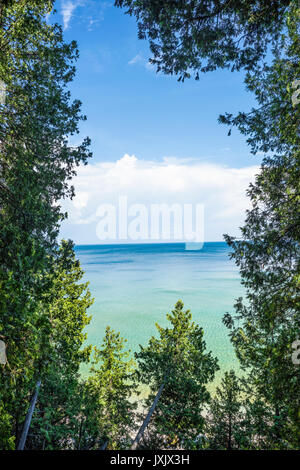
[222,5,300,449]
[115,0,292,79]
[0,0,298,452]
[116,0,300,450]
[24,240,93,450]
[0,1,91,449]
[0,401,15,450]
[136,300,219,449]
[205,370,245,450]
[82,327,137,450]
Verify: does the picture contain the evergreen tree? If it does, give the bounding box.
[221,5,300,448]
[135,301,219,449]
[25,240,93,450]
[0,402,14,450]
[0,1,91,449]
[205,370,245,450]
[117,0,300,449]
[81,327,137,450]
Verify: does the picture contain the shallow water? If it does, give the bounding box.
[75,242,244,386]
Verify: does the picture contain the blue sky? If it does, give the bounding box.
[52,1,262,244]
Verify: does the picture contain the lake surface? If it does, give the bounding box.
[75,242,244,385]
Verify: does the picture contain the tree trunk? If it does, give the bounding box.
[131,379,166,450]
[17,380,41,450]
[227,413,232,450]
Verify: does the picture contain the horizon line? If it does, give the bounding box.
[73,240,228,246]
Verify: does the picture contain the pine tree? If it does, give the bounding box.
[135,300,219,449]
[24,240,93,450]
[221,4,300,448]
[81,327,137,450]
[205,370,245,450]
[0,1,91,448]
[116,0,300,449]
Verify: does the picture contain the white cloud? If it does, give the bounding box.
[61,1,78,29]
[61,0,87,30]
[128,54,143,65]
[86,1,111,31]
[72,191,89,209]
[61,1,111,31]
[128,53,155,72]
[60,154,260,244]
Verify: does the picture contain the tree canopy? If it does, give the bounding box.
[0,0,92,448]
[135,301,219,449]
[116,0,300,449]
[1,0,299,451]
[115,0,293,79]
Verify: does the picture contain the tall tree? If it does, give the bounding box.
[135,300,219,449]
[116,0,300,449]
[81,327,137,450]
[0,1,91,449]
[205,370,245,450]
[221,5,300,448]
[24,240,93,450]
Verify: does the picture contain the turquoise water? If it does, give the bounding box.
[75,242,243,385]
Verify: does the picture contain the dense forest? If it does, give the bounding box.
[0,0,299,450]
